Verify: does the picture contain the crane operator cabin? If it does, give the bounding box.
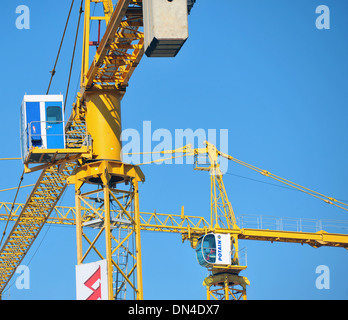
[20,95,65,163]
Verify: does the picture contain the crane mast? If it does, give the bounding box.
[69,0,146,300]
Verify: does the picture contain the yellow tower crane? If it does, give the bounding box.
[0,0,347,300]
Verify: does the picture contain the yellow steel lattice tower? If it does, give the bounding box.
[68,0,146,300]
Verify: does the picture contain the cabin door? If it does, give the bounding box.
[45,102,64,149]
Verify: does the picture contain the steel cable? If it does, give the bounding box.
[46,0,75,94]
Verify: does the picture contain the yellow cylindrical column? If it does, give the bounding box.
[85,90,123,161]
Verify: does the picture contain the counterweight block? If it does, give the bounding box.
[143,0,189,57]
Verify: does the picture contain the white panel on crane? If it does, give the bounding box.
[143,0,189,57]
[76,260,109,300]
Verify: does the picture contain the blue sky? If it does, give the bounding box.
[0,0,347,300]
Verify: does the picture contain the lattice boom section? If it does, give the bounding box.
[93,4,144,89]
[0,162,76,292]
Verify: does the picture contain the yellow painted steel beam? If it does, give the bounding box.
[100,0,114,24]
[0,119,86,294]
[239,228,348,249]
[0,162,77,293]
[23,147,91,173]
[81,0,144,95]
[72,167,144,300]
[27,147,90,156]
[204,273,249,301]
[67,160,145,190]
[1,203,348,249]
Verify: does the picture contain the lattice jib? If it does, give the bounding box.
[0,162,77,293]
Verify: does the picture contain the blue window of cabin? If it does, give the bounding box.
[202,235,216,264]
[26,102,42,148]
[195,234,217,267]
[46,106,62,123]
[45,103,64,149]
